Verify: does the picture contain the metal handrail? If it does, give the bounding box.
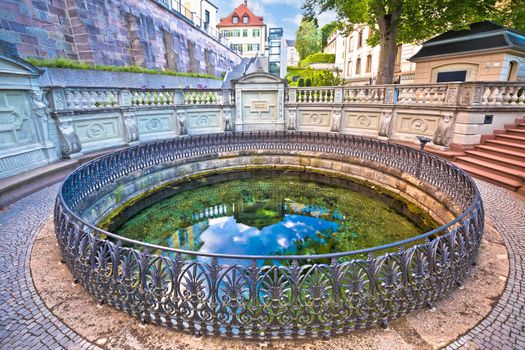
[55,131,483,338]
[57,131,480,260]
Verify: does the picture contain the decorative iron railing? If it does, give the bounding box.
[55,131,483,339]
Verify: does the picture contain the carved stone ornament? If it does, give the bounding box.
[287,107,296,130]
[177,111,187,135]
[122,112,139,143]
[378,110,393,137]
[223,109,233,131]
[433,112,455,146]
[330,109,342,132]
[30,90,49,119]
[57,118,81,156]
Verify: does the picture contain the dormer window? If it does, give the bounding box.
[243,15,249,24]
[232,15,239,24]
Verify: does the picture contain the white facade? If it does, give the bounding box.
[286,40,300,67]
[175,0,218,34]
[330,26,420,85]
[324,29,345,72]
[219,26,266,57]
[217,2,266,58]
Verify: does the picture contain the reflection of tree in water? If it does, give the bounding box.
[112,175,433,256]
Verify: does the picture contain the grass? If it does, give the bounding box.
[27,57,222,80]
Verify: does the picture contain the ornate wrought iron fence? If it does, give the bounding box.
[55,131,483,339]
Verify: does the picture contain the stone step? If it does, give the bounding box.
[505,128,525,136]
[455,156,525,180]
[475,145,525,162]
[516,123,525,129]
[464,150,525,171]
[485,139,525,152]
[453,161,522,191]
[496,133,525,145]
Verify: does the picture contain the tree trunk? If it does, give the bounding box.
[376,5,402,85]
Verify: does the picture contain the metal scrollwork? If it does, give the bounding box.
[55,131,483,339]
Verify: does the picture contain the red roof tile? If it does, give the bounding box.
[217,3,265,27]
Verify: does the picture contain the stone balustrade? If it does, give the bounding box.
[40,79,525,166]
[64,88,121,110]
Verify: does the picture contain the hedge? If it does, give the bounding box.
[299,53,336,68]
[26,58,221,80]
[286,67,340,87]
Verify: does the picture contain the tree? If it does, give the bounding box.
[295,18,321,61]
[303,0,510,84]
[495,0,525,31]
[321,21,340,48]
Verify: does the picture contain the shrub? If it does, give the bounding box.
[305,77,312,87]
[286,67,340,87]
[26,58,221,80]
[299,53,335,67]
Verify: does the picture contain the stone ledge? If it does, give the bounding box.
[0,147,126,209]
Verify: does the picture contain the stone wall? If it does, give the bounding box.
[0,0,241,76]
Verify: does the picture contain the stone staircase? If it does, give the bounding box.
[453,118,525,194]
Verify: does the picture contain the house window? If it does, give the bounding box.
[253,29,260,37]
[347,60,352,75]
[233,30,240,37]
[356,58,361,75]
[243,15,249,24]
[247,43,260,51]
[349,36,353,51]
[204,10,210,24]
[508,61,519,81]
[243,29,248,37]
[436,70,467,82]
[366,54,372,73]
[232,15,239,24]
[358,31,363,48]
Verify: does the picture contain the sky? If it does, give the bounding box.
[212,0,338,40]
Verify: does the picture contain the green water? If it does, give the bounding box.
[112,172,437,259]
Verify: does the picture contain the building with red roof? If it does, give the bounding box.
[217,1,267,57]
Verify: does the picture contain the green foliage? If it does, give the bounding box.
[295,19,321,61]
[26,57,221,80]
[303,0,521,84]
[299,52,335,67]
[321,21,340,48]
[287,67,340,87]
[493,0,525,32]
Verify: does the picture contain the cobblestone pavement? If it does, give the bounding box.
[0,184,97,350]
[447,181,525,350]
[0,180,523,349]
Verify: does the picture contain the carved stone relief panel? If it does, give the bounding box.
[75,116,120,143]
[0,91,38,151]
[345,111,380,130]
[396,113,439,136]
[299,110,330,127]
[136,113,172,134]
[187,111,220,129]
[242,91,278,121]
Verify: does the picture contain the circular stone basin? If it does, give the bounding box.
[108,171,437,262]
[56,132,483,339]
